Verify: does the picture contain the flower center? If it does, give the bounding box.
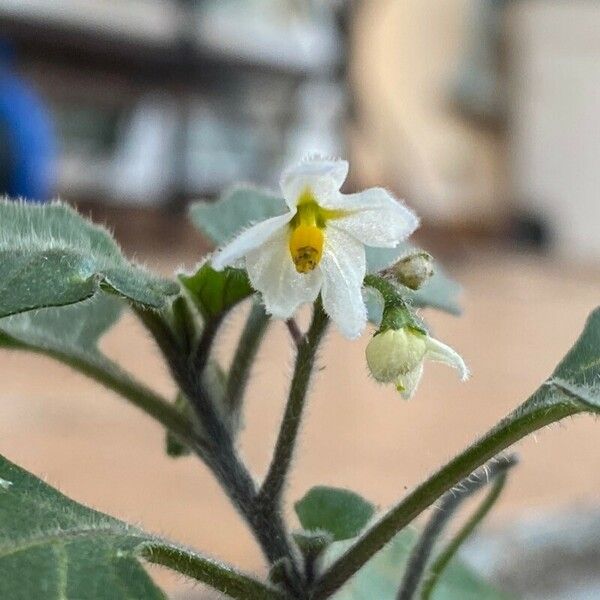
[288,188,346,274]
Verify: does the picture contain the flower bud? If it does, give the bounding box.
[366,328,428,383]
[391,252,434,290]
[366,325,468,399]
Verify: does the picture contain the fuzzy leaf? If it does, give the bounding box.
[326,529,507,600]
[294,487,375,542]
[0,295,122,372]
[189,186,287,246]
[179,264,253,320]
[0,200,178,318]
[522,306,600,416]
[0,453,166,599]
[0,454,284,600]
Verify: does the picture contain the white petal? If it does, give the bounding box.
[320,225,367,339]
[397,363,424,400]
[245,228,322,319]
[425,337,470,380]
[211,213,294,270]
[326,188,419,248]
[280,158,349,209]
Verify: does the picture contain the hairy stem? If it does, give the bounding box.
[226,300,270,425]
[143,543,286,600]
[420,471,509,600]
[260,301,329,508]
[135,305,305,594]
[311,398,577,599]
[286,318,304,348]
[3,337,199,452]
[396,455,517,600]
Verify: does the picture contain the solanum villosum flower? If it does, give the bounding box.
[366,325,468,399]
[211,157,419,338]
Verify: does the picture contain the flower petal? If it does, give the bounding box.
[324,188,419,247]
[280,157,349,209]
[211,213,294,271]
[320,225,367,339]
[425,337,469,380]
[245,228,322,319]
[396,363,424,400]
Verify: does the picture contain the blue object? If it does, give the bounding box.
[0,40,56,202]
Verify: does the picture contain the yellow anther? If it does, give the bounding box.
[288,187,348,274]
[289,223,324,273]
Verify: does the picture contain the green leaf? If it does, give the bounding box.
[0,452,165,600]
[179,263,254,320]
[189,186,287,245]
[294,487,375,542]
[325,529,507,600]
[0,294,122,359]
[0,453,285,600]
[0,200,178,317]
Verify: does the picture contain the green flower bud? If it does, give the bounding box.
[365,328,428,382]
[366,326,468,399]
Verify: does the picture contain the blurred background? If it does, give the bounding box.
[0,1,599,598]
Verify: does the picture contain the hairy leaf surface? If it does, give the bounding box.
[0,200,178,317]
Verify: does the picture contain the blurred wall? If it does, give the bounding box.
[350,0,507,227]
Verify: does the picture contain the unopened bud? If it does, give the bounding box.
[390,252,434,290]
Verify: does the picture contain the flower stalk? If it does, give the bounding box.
[259,299,330,509]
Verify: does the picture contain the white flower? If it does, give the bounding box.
[365,327,468,399]
[211,157,419,338]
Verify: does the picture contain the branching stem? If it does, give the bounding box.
[310,398,577,599]
[420,471,510,600]
[396,455,517,600]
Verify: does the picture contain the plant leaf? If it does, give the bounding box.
[0,294,122,371]
[294,487,375,542]
[179,263,254,320]
[0,453,285,600]
[189,186,288,246]
[0,452,166,600]
[325,529,507,600]
[0,200,178,317]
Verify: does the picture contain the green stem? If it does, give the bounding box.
[396,455,517,600]
[420,473,509,600]
[310,398,577,599]
[135,306,305,592]
[142,543,286,600]
[5,339,199,452]
[259,300,329,507]
[226,300,270,426]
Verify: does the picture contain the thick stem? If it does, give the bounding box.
[310,400,577,599]
[142,542,286,600]
[396,455,517,600]
[135,305,305,594]
[420,472,509,600]
[259,301,329,508]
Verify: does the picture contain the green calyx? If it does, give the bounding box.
[364,274,426,336]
